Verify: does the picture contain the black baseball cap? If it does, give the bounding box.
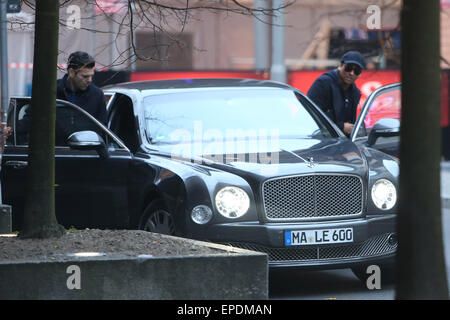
[67,51,95,71]
[341,51,366,70]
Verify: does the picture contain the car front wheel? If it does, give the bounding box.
[139,200,175,235]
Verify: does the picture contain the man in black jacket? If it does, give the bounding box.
[307,51,366,136]
[57,51,106,124]
[5,52,107,144]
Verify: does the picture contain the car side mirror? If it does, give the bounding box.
[367,118,400,147]
[67,130,109,159]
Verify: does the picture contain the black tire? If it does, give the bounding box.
[139,200,175,235]
[352,264,396,285]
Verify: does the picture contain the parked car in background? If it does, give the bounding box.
[1,79,401,282]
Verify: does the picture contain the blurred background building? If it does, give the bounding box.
[4,0,405,94]
[1,0,450,158]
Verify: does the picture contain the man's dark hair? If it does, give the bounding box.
[67,51,95,71]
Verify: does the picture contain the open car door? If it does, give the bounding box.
[1,97,133,231]
[351,83,401,158]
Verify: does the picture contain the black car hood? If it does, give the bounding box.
[157,137,366,178]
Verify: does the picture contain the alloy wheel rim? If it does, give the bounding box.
[144,209,175,235]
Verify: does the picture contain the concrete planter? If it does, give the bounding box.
[0,237,268,300]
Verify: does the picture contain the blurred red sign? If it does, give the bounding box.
[288,69,401,110]
[94,0,128,14]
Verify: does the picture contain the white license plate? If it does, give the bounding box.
[285,228,353,246]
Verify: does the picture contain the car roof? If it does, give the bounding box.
[101,78,292,91]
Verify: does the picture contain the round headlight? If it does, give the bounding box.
[371,179,397,210]
[191,205,213,225]
[215,186,250,219]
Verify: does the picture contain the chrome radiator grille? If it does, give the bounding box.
[262,174,363,220]
[226,234,397,263]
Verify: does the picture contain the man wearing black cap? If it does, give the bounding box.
[57,51,106,124]
[307,51,366,136]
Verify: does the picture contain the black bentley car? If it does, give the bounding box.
[2,79,401,280]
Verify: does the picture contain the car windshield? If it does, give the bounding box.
[143,88,336,144]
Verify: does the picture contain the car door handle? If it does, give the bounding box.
[4,160,28,169]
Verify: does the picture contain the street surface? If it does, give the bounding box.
[269,208,450,300]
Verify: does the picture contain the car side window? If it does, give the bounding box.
[355,88,401,139]
[295,92,338,138]
[54,103,104,146]
[13,100,122,150]
[108,94,140,153]
[14,102,31,145]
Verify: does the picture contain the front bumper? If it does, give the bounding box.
[191,214,397,269]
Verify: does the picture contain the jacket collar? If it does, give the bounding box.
[327,69,357,92]
[60,73,90,95]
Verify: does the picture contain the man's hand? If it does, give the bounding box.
[1,122,12,139]
[343,122,354,136]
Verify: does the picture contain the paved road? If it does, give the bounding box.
[269,208,450,300]
[442,162,450,209]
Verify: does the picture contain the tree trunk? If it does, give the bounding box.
[20,0,64,239]
[396,0,448,299]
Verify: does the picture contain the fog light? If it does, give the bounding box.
[191,205,213,225]
[388,233,398,246]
